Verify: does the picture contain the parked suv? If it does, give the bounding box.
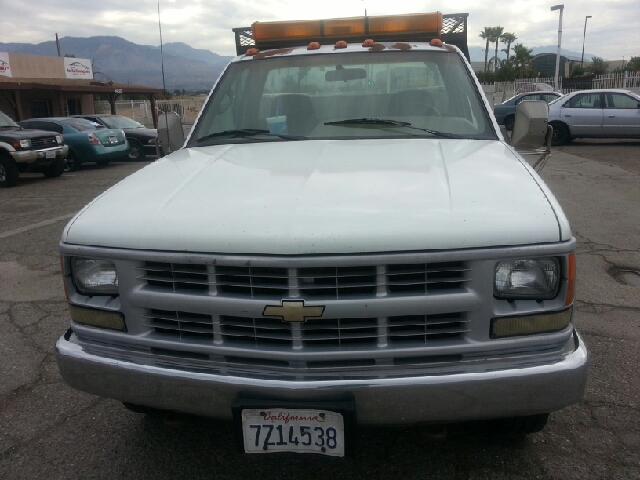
[0,110,68,187]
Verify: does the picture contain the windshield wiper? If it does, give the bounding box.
[0,125,19,129]
[324,118,465,139]
[196,128,307,143]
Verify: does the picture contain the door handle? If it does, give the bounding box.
[608,115,616,118]
[564,114,572,117]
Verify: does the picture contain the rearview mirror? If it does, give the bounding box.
[511,100,549,150]
[325,67,366,82]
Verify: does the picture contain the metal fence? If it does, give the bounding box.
[485,72,640,105]
[94,98,206,128]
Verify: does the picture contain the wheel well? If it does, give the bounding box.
[549,120,570,133]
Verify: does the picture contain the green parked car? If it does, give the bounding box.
[18,117,130,171]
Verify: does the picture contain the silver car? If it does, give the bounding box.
[548,89,640,145]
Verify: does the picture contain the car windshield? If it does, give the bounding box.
[60,118,103,131]
[188,50,496,146]
[99,115,144,129]
[0,111,20,128]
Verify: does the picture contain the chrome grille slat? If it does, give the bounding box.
[139,260,469,298]
[146,309,467,347]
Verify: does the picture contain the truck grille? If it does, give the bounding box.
[139,261,470,298]
[144,309,468,347]
[31,137,58,149]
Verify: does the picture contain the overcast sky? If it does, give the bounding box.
[0,0,638,60]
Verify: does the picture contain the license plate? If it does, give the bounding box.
[241,408,345,456]
[45,151,56,159]
[109,136,117,143]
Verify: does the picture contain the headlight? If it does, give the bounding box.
[494,258,560,299]
[71,258,118,295]
[20,139,31,148]
[56,135,63,145]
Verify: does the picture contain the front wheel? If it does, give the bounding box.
[127,139,146,161]
[64,152,79,172]
[0,154,20,187]
[42,158,64,178]
[551,123,571,146]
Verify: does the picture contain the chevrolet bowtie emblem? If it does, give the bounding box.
[262,300,325,323]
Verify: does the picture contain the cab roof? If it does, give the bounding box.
[231,41,459,63]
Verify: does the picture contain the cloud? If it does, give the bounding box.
[0,0,637,59]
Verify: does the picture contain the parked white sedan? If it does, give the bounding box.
[548,89,640,145]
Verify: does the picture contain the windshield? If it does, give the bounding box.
[0,111,20,128]
[188,50,495,146]
[99,115,143,129]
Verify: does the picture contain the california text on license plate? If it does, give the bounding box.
[241,408,345,456]
[45,151,56,158]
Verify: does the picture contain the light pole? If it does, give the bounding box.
[580,15,592,68]
[551,5,564,92]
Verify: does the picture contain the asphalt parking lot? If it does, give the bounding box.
[1,140,639,480]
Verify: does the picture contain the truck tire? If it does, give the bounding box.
[0,153,19,187]
[42,158,65,178]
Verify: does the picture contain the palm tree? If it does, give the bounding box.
[479,27,492,72]
[500,33,517,62]
[491,27,504,72]
[512,43,533,77]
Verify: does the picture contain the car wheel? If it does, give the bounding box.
[0,154,20,188]
[127,139,146,161]
[42,158,64,178]
[64,152,79,172]
[504,115,515,131]
[551,122,571,146]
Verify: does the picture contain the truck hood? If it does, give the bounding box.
[63,139,568,254]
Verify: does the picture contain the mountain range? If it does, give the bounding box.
[0,36,599,91]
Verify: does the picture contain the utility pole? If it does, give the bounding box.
[580,15,592,68]
[55,33,61,57]
[551,5,564,92]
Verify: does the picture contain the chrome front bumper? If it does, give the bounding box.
[56,329,588,424]
[11,145,68,164]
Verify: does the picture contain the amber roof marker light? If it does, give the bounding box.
[251,12,443,44]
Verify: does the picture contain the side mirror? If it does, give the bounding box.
[157,111,185,155]
[511,100,549,150]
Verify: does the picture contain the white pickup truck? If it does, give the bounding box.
[56,12,588,457]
